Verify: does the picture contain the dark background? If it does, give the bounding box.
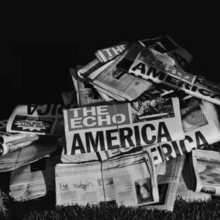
[5,24,217,121]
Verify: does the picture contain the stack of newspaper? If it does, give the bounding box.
[0,108,62,201]
[1,35,220,212]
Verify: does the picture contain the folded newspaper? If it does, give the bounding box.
[0,140,59,172]
[146,155,185,212]
[191,149,220,196]
[0,119,39,156]
[56,149,159,207]
[62,97,184,159]
[176,174,211,202]
[9,154,61,201]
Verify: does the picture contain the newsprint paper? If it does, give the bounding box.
[116,43,220,105]
[192,149,220,196]
[146,155,185,212]
[62,97,184,160]
[144,103,220,165]
[7,104,64,136]
[56,149,159,207]
[94,102,220,166]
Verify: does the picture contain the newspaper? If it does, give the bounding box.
[101,150,159,206]
[0,119,40,156]
[116,43,220,105]
[192,149,220,196]
[56,149,159,207]
[62,97,184,158]
[0,119,8,136]
[69,68,105,106]
[0,133,39,156]
[176,174,211,201]
[140,35,194,69]
[144,103,220,165]
[80,50,154,101]
[9,154,60,201]
[146,155,185,212]
[0,141,59,172]
[97,100,220,165]
[95,44,127,63]
[6,104,64,135]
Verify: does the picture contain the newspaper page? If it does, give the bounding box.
[69,68,105,106]
[101,150,159,206]
[85,50,154,101]
[176,174,211,201]
[9,154,60,201]
[192,149,220,196]
[146,155,185,212]
[55,161,105,206]
[0,141,59,172]
[6,104,64,135]
[62,97,184,158]
[117,43,220,105]
[95,44,127,63]
[140,35,194,69]
[144,103,220,165]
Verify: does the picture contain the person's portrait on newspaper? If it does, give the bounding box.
[135,178,153,204]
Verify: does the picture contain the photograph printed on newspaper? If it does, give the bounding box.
[62,97,184,157]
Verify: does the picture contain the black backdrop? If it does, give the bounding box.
[5,27,214,121]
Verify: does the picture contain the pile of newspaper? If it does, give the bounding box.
[1,35,220,212]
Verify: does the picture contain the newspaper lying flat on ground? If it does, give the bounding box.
[140,35,194,69]
[144,103,220,165]
[9,154,61,201]
[191,149,220,196]
[146,155,185,212]
[7,104,64,135]
[56,149,159,207]
[62,97,184,159]
[116,43,220,105]
[176,174,211,201]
